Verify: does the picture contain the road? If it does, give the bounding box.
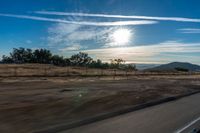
[60,93,200,133]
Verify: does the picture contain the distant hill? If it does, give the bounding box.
[135,64,160,70]
[146,62,200,72]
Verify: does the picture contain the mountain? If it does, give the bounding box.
[146,62,200,72]
[135,64,160,70]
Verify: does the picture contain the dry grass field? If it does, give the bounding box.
[0,64,131,77]
[0,64,200,133]
[0,64,198,77]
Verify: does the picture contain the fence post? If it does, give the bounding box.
[44,66,47,76]
[85,66,88,76]
[67,66,70,76]
[14,67,17,77]
[126,70,128,80]
[101,68,104,76]
[113,69,116,80]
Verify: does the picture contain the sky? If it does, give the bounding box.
[0,0,200,64]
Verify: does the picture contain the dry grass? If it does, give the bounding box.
[0,64,133,77]
[0,64,199,77]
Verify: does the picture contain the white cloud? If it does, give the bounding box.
[47,23,121,48]
[67,30,97,41]
[0,13,157,26]
[47,23,81,45]
[47,23,95,46]
[48,23,81,34]
[25,40,32,44]
[81,41,200,64]
[36,11,200,23]
[47,23,136,50]
[59,44,87,51]
[178,28,200,33]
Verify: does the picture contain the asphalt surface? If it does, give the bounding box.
[60,93,200,133]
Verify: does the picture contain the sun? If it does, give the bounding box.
[112,28,131,45]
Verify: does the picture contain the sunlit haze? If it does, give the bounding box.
[111,28,132,46]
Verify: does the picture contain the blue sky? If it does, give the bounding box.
[0,0,200,64]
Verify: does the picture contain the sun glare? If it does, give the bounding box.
[112,28,132,45]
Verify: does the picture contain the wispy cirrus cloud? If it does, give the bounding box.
[178,28,200,33]
[47,22,134,50]
[59,44,87,51]
[48,22,126,52]
[36,11,200,23]
[47,23,110,47]
[48,23,81,46]
[0,13,157,26]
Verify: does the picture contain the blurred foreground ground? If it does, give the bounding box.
[0,74,200,133]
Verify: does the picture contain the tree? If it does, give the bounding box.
[64,58,71,66]
[33,49,52,64]
[126,64,137,71]
[89,59,103,68]
[10,48,27,63]
[1,48,136,71]
[175,67,189,72]
[70,52,93,66]
[25,49,34,63]
[96,59,103,68]
[101,62,110,69]
[5,48,34,63]
[110,58,125,69]
[2,55,13,63]
[51,55,66,66]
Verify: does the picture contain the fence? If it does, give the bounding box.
[0,64,199,77]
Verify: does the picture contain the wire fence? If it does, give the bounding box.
[0,64,199,77]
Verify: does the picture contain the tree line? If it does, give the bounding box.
[1,48,136,70]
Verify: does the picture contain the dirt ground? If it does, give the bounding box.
[0,75,200,133]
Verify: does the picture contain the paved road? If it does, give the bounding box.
[61,93,200,133]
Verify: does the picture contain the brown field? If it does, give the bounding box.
[0,64,199,77]
[0,64,200,133]
[0,64,131,77]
